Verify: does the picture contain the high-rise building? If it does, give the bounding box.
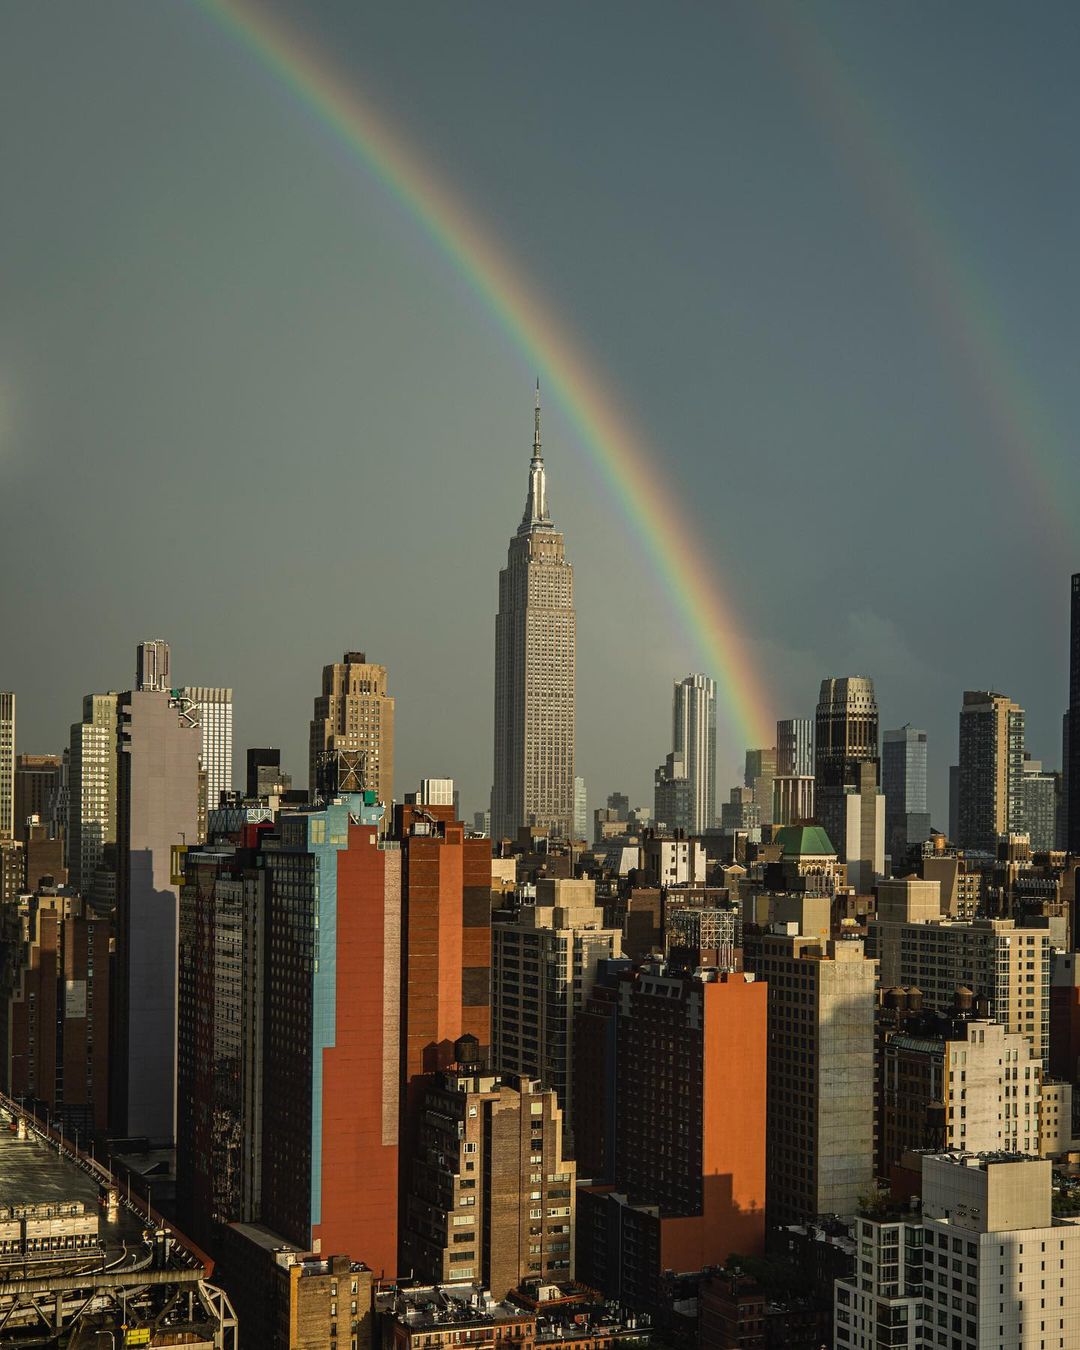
[1020,757,1060,852]
[776,717,813,777]
[743,933,876,1226]
[882,725,931,862]
[13,754,62,842]
[0,692,14,841]
[2,893,111,1132]
[957,690,1025,853]
[258,794,401,1274]
[868,913,1051,1064]
[744,746,777,827]
[575,968,766,1311]
[492,878,621,1143]
[653,751,691,832]
[1067,574,1080,853]
[573,775,587,841]
[919,1153,1080,1350]
[136,638,171,692]
[177,819,269,1249]
[111,685,201,1144]
[492,387,576,841]
[880,1016,1044,1172]
[814,677,882,887]
[67,693,119,898]
[772,773,814,826]
[245,746,292,799]
[402,1063,576,1297]
[310,652,395,806]
[179,686,234,809]
[672,674,716,835]
[414,777,454,806]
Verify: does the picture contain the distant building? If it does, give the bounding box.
[744,746,777,827]
[672,674,716,834]
[13,753,62,843]
[492,387,576,841]
[402,1064,575,1297]
[179,686,234,808]
[574,776,588,841]
[246,747,291,799]
[0,692,14,840]
[956,690,1025,853]
[136,637,171,692]
[814,677,883,888]
[882,725,931,862]
[68,693,119,897]
[772,773,814,826]
[1020,757,1059,851]
[653,751,691,833]
[309,651,394,805]
[776,717,813,777]
[720,785,759,833]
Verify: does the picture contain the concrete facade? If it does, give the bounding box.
[112,688,201,1144]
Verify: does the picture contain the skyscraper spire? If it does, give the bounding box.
[534,378,542,459]
[519,380,550,532]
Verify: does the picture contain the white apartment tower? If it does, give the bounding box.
[179,686,234,809]
[493,386,576,840]
[68,692,120,895]
[672,673,717,835]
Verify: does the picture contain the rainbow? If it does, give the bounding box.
[759,4,1074,564]
[195,0,776,750]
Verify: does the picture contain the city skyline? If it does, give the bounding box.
[4,2,1080,823]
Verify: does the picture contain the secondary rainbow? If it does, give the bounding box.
[196,0,775,749]
[760,4,1074,564]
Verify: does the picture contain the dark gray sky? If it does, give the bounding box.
[3,1,1077,824]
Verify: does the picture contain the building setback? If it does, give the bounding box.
[402,1062,575,1297]
[492,387,576,841]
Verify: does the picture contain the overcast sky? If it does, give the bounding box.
[2,1,1078,824]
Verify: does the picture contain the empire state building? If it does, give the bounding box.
[493,385,576,841]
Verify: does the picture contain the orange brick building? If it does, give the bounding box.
[576,968,766,1310]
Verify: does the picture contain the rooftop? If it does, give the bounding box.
[774,824,836,857]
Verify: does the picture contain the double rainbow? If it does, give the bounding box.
[196,0,777,751]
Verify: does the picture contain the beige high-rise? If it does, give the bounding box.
[492,387,576,840]
[309,651,394,805]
